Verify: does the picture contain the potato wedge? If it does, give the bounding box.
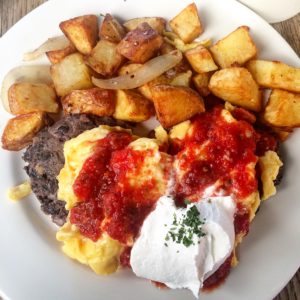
[210,26,257,68]
[185,45,218,73]
[151,85,205,128]
[246,60,300,93]
[86,40,124,76]
[51,53,93,97]
[8,83,58,114]
[263,89,300,127]
[2,112,47,151]
[192,72,211,96]
[169,3,203,43]
[46,43,77,64]
[117,22,163,63]
[208,67,261,112]
[99,14,126,43]
[118,63,142,75]
[123,17,166,34]
[60,15,98,55]
[114,90,154,122]
[62,88,115,116]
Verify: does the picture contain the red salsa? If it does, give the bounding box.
[173,106,258,200]
[68,105,266,290]
[70,131,163,244]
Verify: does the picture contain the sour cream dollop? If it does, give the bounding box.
[130,195,236,298]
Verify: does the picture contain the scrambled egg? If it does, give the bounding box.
[57,126,130,210]
[259,150,283,200]
[57,221,123,275]
[124,138,172,197]
[56,125,172,274]
[7,180,31,201]
[57,125,130,275]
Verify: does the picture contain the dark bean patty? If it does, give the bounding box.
[23,114,130,226]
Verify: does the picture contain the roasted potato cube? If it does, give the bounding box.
[62,88,115,116]
[99,14,126,43]
[51,53,93,97]
[210,26,257,68]
[123,17,166,34]
[170,70,192,87]
[169,3,203,43]
[8,83,58,114]
[185,45,218,73]
[263,89,300,127]
[118,63,142,75]
[2,112,47,151]
[138,74,171,100]
[208,67,261,111]
[60,15,98,55]
[86,40,124,76]
[151,85,205,128]
[117,22,163,63]
[46,43,77,64]
[247,60,300,93]
[272,127,293,141]
[114,90,154,122]
[192,72,211,96]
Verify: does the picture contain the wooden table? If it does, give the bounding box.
[0,0,299,299]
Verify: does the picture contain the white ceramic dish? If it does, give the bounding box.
[238,0,300,23]
[0,0,299,300]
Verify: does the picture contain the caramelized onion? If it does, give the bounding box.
[23,36,69,61]
[92,50,183,90]
[1,65,52,113]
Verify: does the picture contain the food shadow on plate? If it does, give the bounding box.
[10,153,59,251]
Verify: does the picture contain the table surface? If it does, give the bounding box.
[0,0,299,299]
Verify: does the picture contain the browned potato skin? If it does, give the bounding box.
[2,112,47,151]
[192,72,212,96]
[208,67,261,112]
[46,43,77,64]
[210,26,257,68]
[272,127,293,142]
[86,40,125,76]
[51,53,93,97]
[151,84,205,128]
[117,22,163,63]
[62,88,115,117]
[169,3,203,43]
[100,14,126,43]
[246,60,300,93]
[60,15,98,55]
[114,90,154,122]
[263,89,300,128]
[8,83,58,114]
[123,17,166,34]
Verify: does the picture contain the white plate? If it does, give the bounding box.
[0,0,299,300]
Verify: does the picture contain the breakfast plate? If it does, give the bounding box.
[0,0,299,300]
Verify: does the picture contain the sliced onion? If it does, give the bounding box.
[92,50,183,90]
[23,36,69,61]
[1,65,52,113]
